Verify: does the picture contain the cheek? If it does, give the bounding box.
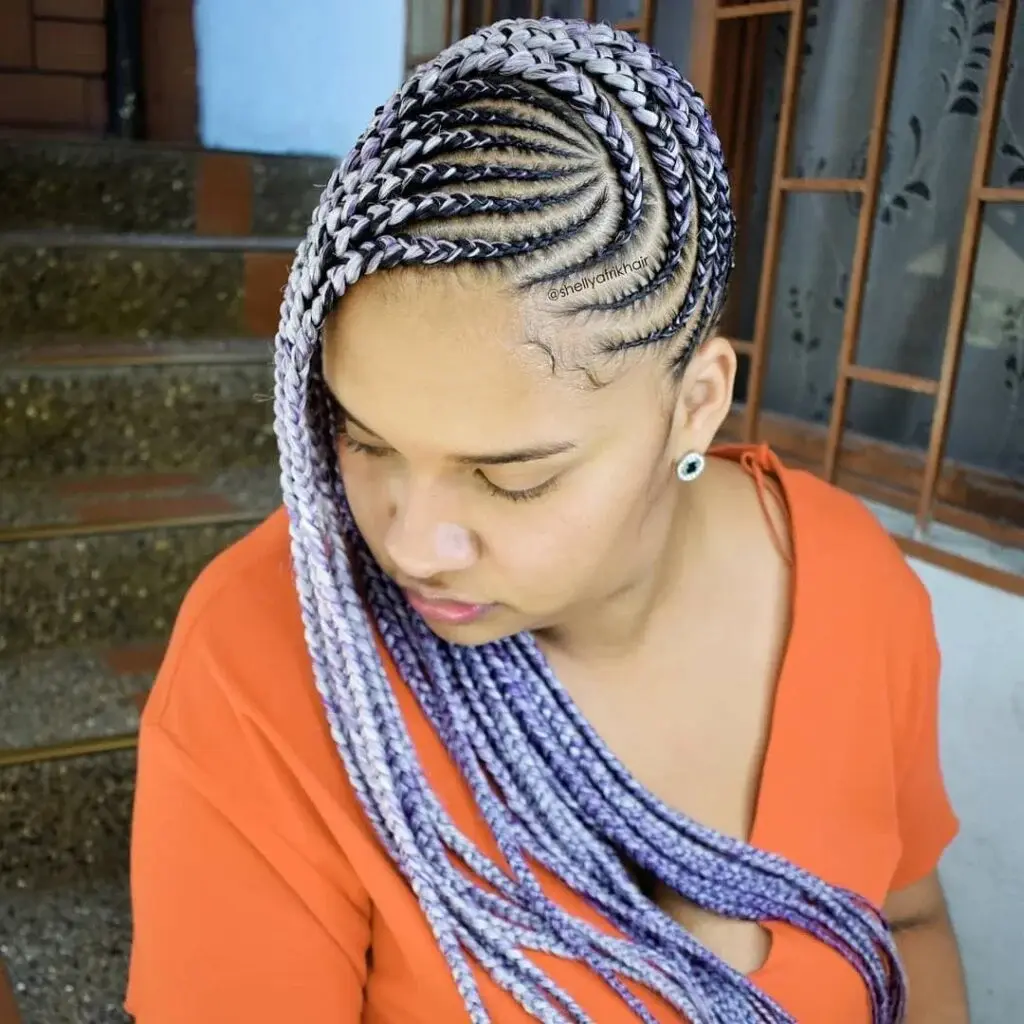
[487,466,663,594]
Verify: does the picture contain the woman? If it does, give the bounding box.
[126,17,968,1024]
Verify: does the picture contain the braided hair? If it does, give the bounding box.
[273,17,905,1023]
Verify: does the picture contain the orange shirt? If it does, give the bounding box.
[126,445,958,1023]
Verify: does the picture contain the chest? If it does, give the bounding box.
[357,633,901,1024]
[550,602,789,974]
[558,649,779,840]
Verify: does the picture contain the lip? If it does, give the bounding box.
[403,588,495,625]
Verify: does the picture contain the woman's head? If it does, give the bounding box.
[325,266,735,646]
[304,17,737,644]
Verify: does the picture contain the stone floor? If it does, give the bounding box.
[1,751,135,1024]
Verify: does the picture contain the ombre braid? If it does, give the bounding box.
[273,17,906,1023]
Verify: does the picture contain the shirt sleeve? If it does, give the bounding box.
[887,582,960,892]
[125,688,371,1022]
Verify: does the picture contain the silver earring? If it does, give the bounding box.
[675,451,705,482]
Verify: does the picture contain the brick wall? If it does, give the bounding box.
[0,0,108,134]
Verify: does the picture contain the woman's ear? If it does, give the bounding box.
[668,334,738,455]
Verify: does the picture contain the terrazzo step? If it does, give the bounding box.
[0,344,277,480]
[0,750,135,1024]
[0,239,295,343]
[0,138,335,236]
[0,472,276,657]
[0,642,158,756]
[4,333,274,367]
[0,464,282,537]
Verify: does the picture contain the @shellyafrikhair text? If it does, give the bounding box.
[548,256,650,301]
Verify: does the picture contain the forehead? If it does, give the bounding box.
[323,269,594,446]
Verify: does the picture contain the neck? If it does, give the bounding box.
[534,470,714,665]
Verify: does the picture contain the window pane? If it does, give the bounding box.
[989,0,1023,189]
[408,0,448,58]
[844,377,932,453]
[597,0,643,23]
[652,0,692,77]
[787,0,889,179]
[761,191,861,425]
[853,0,993,378]
[545,0,588,18]
[723,14,789,344]
[494,0,534,18]
[732,350,751,408]
[946,203,1024,477]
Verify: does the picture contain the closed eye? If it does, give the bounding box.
[339,431,559,503]
[476,472,559,503]
[339,433,390,458]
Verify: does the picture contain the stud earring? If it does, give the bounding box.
[675,451,705,483]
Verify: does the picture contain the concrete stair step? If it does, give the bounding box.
[1,750,135,1024]
[0,238,295,342]
[0,347,277,480]
[0,138,335,237]
[4,334,274,367]
[0,473,274,655]
[0,463,281,536]
[0,642,159,757]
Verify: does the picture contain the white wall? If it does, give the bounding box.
[193,0,405,156]
[912,558,1024,1023]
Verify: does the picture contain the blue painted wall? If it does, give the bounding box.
[193,0,404,156]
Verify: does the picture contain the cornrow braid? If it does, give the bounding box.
[274,16,906,1023]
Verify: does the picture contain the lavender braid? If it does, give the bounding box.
[273,17,906,1023]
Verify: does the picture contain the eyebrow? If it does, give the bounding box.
[340,406,577,466]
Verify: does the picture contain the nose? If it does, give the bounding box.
[383,478,478,579]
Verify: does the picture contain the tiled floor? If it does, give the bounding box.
[863,497,1024,578]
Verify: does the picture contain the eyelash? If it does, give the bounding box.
[338,432,558,503]
[478,475,558,503]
